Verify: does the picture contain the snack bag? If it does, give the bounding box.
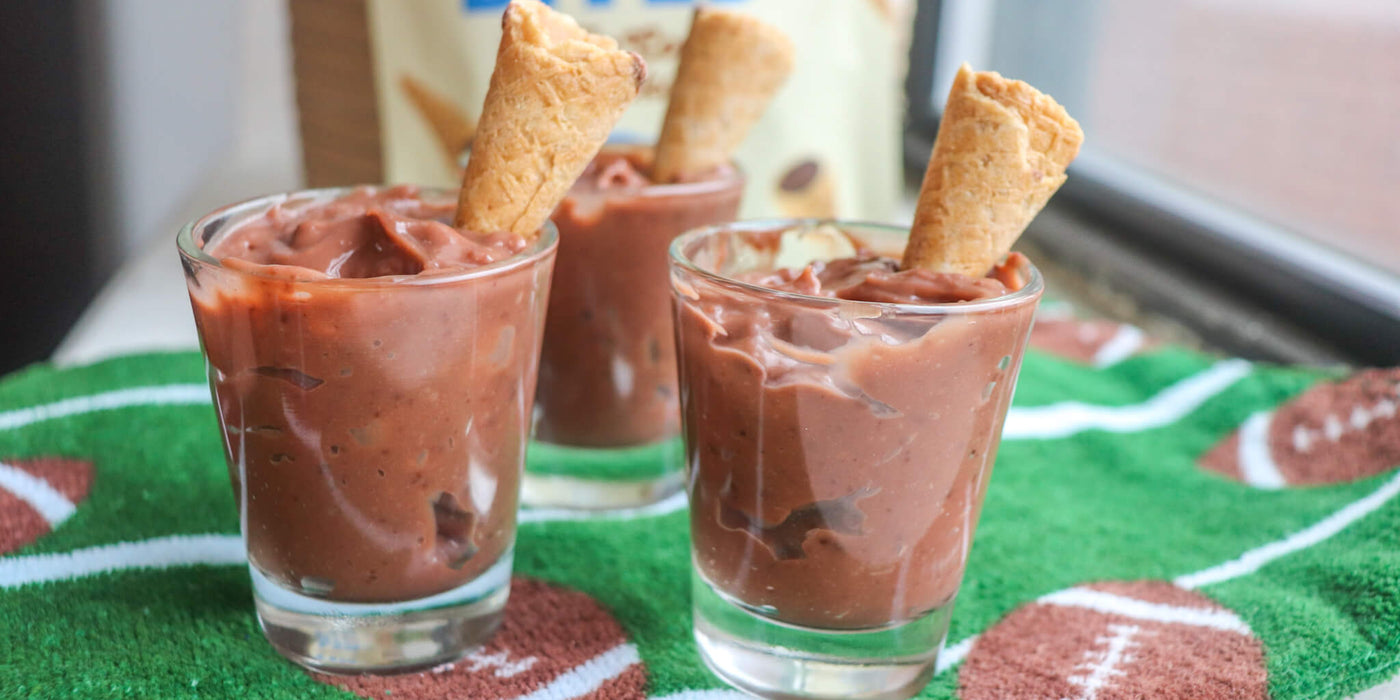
[289,0,912,221]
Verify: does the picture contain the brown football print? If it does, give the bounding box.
[1201,368,1400,487]
[0,457,94,554]
[314,578,646,700]
[959,580,1267,700]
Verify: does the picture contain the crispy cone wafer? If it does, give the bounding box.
[651,8,794,183]
[901,63,1083,276]
[454,0,646,236]
[400,74,477,172]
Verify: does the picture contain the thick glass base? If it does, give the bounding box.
[692,573,953,700]
[251,552,513,674]
[521,470,684,510]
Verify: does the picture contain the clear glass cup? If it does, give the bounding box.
[669,220,1043,699]
[177,187,557,674]
[527,148,743,509]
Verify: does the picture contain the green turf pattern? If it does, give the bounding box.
[0,349,1397,699]
[525,436,683,481]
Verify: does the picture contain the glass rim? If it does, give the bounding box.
[176,185,559,288]
[668,218,1045,315]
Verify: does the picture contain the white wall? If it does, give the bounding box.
[83,0,300,266]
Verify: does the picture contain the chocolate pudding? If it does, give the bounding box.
[672,223,1040,630]
[537,148,742,448]
[184,186,556,603]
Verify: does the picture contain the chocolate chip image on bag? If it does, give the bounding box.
[775,157,838,219]
[289,0,912,222]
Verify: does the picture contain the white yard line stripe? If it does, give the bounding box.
[0,501,695,585]
[935,634,978,675]
[1092,325,1146,368]
[0,360,1247,447]
[0,530,642,699]
[0,462,76,525]
[1236,411,1287,490]
[510,643,639,700]
[0,384,210,432]
[0,382,690,526]
[519,489,687,525]
[1175,469,1400,590]
[649,692,750,700]
[0,534,243,589]
[1039,588,1251,634]
[1002,360,1251,440]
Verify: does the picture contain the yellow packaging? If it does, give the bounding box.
[290,0,910,220]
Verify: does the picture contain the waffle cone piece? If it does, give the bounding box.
[651,8,794,183]
[400,74,477,172]
[901,63,1083,276]
[454,0,646,236]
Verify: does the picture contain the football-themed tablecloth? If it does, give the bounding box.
[2,316,1398,699]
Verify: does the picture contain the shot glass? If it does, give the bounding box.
[178,187,557,673]
[527,148,743,509]
[669,220,1042,699]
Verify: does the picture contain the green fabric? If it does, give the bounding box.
[1,348,1397,699]
[526,437,682,480]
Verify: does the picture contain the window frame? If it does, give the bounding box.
[904,0,1400,366]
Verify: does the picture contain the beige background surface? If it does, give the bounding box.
[368,0,911,222]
